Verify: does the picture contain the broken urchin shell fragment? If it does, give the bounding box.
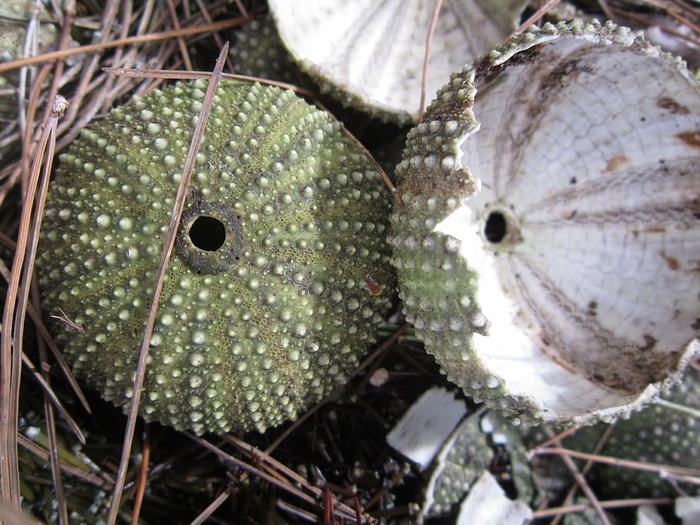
[390,20,700,425]
[267,0,529,123]
[541,366,700,499]
[38,79,395,435]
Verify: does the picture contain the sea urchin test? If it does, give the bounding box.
[390,21,700,425]
[38,79,394,435]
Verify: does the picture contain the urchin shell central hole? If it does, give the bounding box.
[484,211,507,243]
[189,216,226,251]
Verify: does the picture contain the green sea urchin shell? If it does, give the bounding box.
[229,18,299,85]
[390,20,700,425]
[581,366,700,498]
[529,366,700,499]
[38,79,395,435]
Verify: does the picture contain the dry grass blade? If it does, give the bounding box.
[0,94,68,514]
[103,67,319,96]
[532,497,675,519]
[130,426,151,525]
[17,434,114,489]
[19,352,85,443]
[189,435,361,523]
[547,424,616,525]
[517,0,563,31]
[36,293,68,525]
[166,0,195,70]
[533,447,700,479]
[542,428,612,525]
[189,488,232,525]
[418,0,444,123]
[655,398,700,418]
[0,18,248,76]
[105,43,230,525]
[225,435,322,491]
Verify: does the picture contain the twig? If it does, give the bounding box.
[0,18,248,75]
[0,94,68,515]
[17,434,114,489]
[130,425,150,525]
[532,497,674,519]
[547,425,615,525]
[190,435,360,523]
[541,429,612,525]
[517,0,563,32]
[418,0,443,122]
[189,488,231,525]
[532,447,700,478]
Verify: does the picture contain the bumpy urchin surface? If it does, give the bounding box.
[228,18,300,85]
[581,365,700,498]
[529,365,700,499]
[390,20,700,425]
[38,79,395,435]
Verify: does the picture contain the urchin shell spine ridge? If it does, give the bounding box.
[39,79,395,435]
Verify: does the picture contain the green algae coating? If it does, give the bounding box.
[38,79,395,435]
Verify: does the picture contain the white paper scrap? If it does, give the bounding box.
[386,387,467,470]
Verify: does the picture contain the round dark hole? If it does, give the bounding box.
[484,211,507,243]
[189,216,226,251]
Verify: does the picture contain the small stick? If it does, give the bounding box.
[418,0,444,122]
[130,426,151,525]
[547,424,615,525]
[0,94,68,512]
[0,18,248,75]
[533,497,674,519]
[533,447,700,478]
[189,488,231,525]
[517,0,563,32]
[541,429,612,525]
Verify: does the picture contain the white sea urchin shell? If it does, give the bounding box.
[390,21,700,425]
[267,0,529,123]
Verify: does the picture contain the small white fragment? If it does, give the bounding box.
[368,367,389,387]
[386,387,467,470]
[637,504,665,525]
[676,496,700,525]
[456,472,533,525]
[25,426,41,440]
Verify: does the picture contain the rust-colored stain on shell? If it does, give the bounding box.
[660,251,681,270]
[676,130,700,148]
[657,97,690,115]
[364,273,383,296]
[603,154,629,172]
